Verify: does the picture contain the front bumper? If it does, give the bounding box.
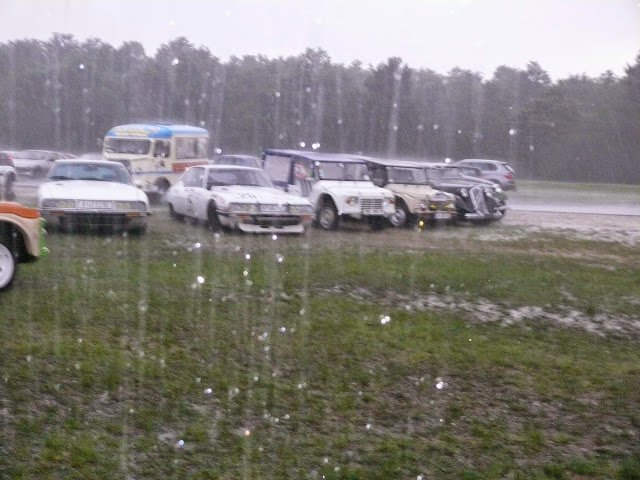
[220,213,312,234]
[41,210,149,231]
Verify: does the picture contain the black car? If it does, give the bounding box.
[421,163,507,222]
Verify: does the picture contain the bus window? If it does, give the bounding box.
[154,140,170,158]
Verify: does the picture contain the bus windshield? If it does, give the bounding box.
[104,138,151,155]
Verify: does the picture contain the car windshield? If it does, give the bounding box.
[103,138,151,155]
[441,167,463,179]
[316,161,369,181]
[207,168,274,188]
[387,167,427,184]
[48,163,132,184]
[424,168,442,182]
[215,156,262,168]
[16,150,49,160]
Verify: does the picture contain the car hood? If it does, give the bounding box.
[315,181,392,197]
[386,183,454,200]
[211,186,311,205]
[39,180,148,202]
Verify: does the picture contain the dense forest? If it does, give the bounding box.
[0,34,639,183]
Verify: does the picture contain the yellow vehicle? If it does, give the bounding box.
[102,123,210,197]
[0,202,47,290]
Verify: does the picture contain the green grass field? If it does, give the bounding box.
[1,197,639,479]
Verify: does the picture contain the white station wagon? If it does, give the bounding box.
[165,165,314,234]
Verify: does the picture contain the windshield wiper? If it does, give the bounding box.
[50,175,71,180]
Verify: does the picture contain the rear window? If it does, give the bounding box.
[505,164,516,173]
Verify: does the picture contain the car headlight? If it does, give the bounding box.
[115,201,147,211]
[289,204,314,214]
[494,186,503,194]
[228,203,258,214]
[419,201,427,210]
[42,199,75,209]
[383,197,395,208]
[485,189,494,199]
[346,196,358,206]
[447,202,456,210]
[460,188,468,198]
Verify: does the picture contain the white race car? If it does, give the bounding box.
[165,165,314,234]
[37,159,150,233]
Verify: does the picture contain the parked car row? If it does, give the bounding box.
[164,150,512,233]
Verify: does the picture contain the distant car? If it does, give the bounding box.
[37,159,150,233]
[456,159,516,190]
[364,157,457,228]
[165,165,314,234]
[422,163,507,222]
[210,154,262,168]
[0,201,47,290]
[12,150,72,178]
[0,151,17,200]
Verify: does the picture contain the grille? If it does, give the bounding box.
[360,198,384,212]
[469,186,489,217]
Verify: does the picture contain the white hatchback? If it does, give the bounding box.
[37,159,150,233]
[165,165,314,234]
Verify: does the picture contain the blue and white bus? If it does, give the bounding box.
[103,123,210,196]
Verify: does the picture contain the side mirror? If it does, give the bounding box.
[135,180,144,189]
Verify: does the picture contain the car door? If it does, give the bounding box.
[172,169,196,215]
[186,167,208,220]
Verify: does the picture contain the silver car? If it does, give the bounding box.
[456,159,516,190]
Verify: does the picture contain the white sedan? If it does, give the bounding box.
[37,159,150,233]
[166,165,314,234]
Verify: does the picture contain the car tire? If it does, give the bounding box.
[0,242,16,291]
[389,201,410,228]
[3,175,16,201]
[317,202,338,230]
[168,204,184,222]
[207,202,222,232]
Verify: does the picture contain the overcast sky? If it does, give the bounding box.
[1,0,638,80]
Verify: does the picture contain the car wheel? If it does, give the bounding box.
[317,202,338,230]
[168,204,184,222]
[0,242,16,291]
[389,202,410,228]
[368,216,387,231]
[3,175,16,201]
[207,202,222,231]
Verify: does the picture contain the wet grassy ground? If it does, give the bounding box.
[1,204,639,479]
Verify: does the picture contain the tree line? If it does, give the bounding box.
[1,34,638,183]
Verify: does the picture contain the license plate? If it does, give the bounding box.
[363,209,384,215]
[261,204,282,212]
[78,200,114,209]
[435,213,451,219]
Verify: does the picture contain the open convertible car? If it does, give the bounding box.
[165,165,314,234]
[37,159,150,233]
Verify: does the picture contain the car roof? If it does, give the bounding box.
[53,159,126,167]
[216,154,260,160]
[198,164,263,172]
[263,149,365,163]
[363,157,430,168]
[459,158,510,165]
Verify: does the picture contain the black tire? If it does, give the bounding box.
[207,202,222,231]
[389,201,412,228]
[367,216,387,231]
[168,204,184,222]
[3,175,16,201]
[317,202,338,230]
[0,241,16,291]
